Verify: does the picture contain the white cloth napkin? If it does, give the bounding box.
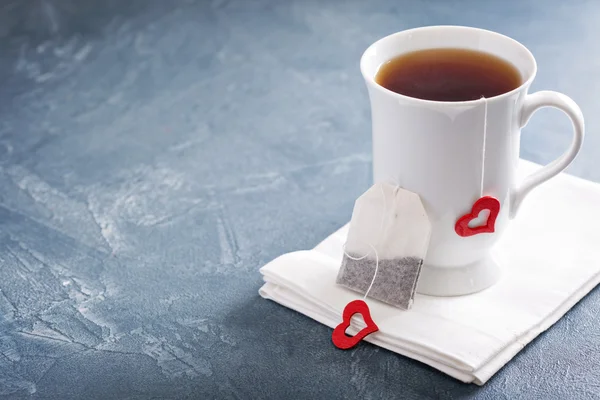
[259,160,600,385]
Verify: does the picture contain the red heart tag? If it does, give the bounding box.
[332,299,379,350]
[455,196,501,237]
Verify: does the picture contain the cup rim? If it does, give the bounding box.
[360,25,538,106]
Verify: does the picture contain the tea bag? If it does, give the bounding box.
[336,183,431,310]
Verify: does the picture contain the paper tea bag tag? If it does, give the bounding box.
[336,182,431,310]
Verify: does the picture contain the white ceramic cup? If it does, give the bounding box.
[361,26,584,296]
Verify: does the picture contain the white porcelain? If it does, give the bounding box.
[360,26,585,296]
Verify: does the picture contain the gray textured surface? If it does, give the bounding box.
[0,0,599,399]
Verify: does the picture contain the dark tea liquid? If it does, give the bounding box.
[375,48,522,102]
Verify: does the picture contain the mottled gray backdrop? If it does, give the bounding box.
[0,0,599,399]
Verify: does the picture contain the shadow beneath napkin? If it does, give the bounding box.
[225,295,486,399]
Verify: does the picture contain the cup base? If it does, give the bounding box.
[416,255,501,297]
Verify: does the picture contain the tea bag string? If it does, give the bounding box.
[342,183,399,300]
[479,96,488,197]
[343,244,380,300]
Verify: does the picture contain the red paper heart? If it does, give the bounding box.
[455,196,501,237]
[332,299,379,350]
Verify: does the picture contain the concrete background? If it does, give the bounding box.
[0,0,599,398]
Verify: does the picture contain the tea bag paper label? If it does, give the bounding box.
[336,183,431,310]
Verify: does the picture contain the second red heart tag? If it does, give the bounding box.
[332,300,379,350]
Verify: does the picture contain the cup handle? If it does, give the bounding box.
[510,91,585,218]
